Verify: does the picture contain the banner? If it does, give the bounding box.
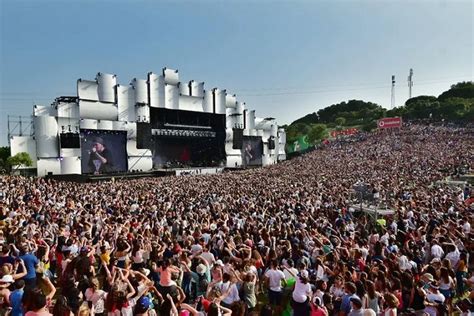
[378,117,402,129]
[330,128,359,138]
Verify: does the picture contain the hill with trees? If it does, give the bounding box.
[285,81,473,150]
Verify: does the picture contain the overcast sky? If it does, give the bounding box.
[1,0,472,145]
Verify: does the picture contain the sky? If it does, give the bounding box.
[0,0,472,146]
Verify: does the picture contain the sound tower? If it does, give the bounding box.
[268,137,275,150]
[232,128,244,149]
[59,133,80,148]
[136,122,152,149]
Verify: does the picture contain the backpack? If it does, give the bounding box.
[197,273,209,293]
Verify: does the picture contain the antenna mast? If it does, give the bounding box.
[391,75,396,109]
[408,68,413,99]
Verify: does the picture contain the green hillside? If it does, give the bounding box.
[285,81,473,151]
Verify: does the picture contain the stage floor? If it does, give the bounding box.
[45,167,229,182]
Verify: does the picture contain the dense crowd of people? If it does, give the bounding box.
[0,124,472,316]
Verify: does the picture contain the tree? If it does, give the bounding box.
[0,147,10,174]
[404,96,440,119]
[7,152,33,172]
[438,81,474,100]
[362,120,378,132]
[335,117,346,127]
[307,124,328,144]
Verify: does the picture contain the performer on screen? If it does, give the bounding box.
[244,143,253,167]
[88,137,115,174]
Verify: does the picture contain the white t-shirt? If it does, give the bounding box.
[265,269,286,292]
[292,277,312,303]
[201,251,215,265]
[220,282,240,305]
[425,292,445,316]
[85,288,107,314]
[431,244,444,258]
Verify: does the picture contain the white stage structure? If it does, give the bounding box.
[11,68,286,176]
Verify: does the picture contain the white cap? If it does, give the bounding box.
[300,270,309,279]
[0,275,14,283]
[196,263,207,275]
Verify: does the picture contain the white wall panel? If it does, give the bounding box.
[165,84,179,109]
[236,102,244,114]
[79,100,118,121]
[225,141,241,156]
[34,105,56,117]
[225,94,237,108]
[117,85,136,122]
[97,120,114,130]
[278,128,286,144]
[148,73,165,108]
[246,110,256,131]
[163,68,179,85]
[132,78,148,104]
[226,155,242,168]
[179,96,203,112]
[60,157,81,174]
[136,105,150,123]
[203,90,213,113]
[270,124,278,137]
[256,129,264,137]
[80,119,98,130]
[113,121,127,131]
[77,79,99,101]
[215,89,226,114]
[11,136,37,168]
[190,81,204,97]
[37,158,61,177]
[34,116,59,158]
[226,109,240,129]
[178,82,190,96]
[96,73,117,103]
[126,139,152,157]
[60,148,81,157]
[128,156,153,172]
[57,102,79,118]
[125,122,137,139]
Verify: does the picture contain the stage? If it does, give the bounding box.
[45,166,228,183]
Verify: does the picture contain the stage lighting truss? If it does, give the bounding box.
[152,128,216,138]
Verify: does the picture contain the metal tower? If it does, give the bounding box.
[391,75,396,109]
[408,68,414,99]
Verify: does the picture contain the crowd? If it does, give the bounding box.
[0,124,472,316]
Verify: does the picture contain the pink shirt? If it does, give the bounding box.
[158,267,173,286]
[25,310,53,316]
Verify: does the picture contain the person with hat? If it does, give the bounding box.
[291,269,312,316]
[87,136,115,174]
[424,282,445,316]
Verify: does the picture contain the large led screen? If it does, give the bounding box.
[80,130,128,174]
[242,136,263,166]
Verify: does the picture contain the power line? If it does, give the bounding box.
[0,76,471,100]
[232,75,472,93]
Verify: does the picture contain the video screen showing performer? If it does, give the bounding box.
[80,130,128,174]
[242,136,263,167]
